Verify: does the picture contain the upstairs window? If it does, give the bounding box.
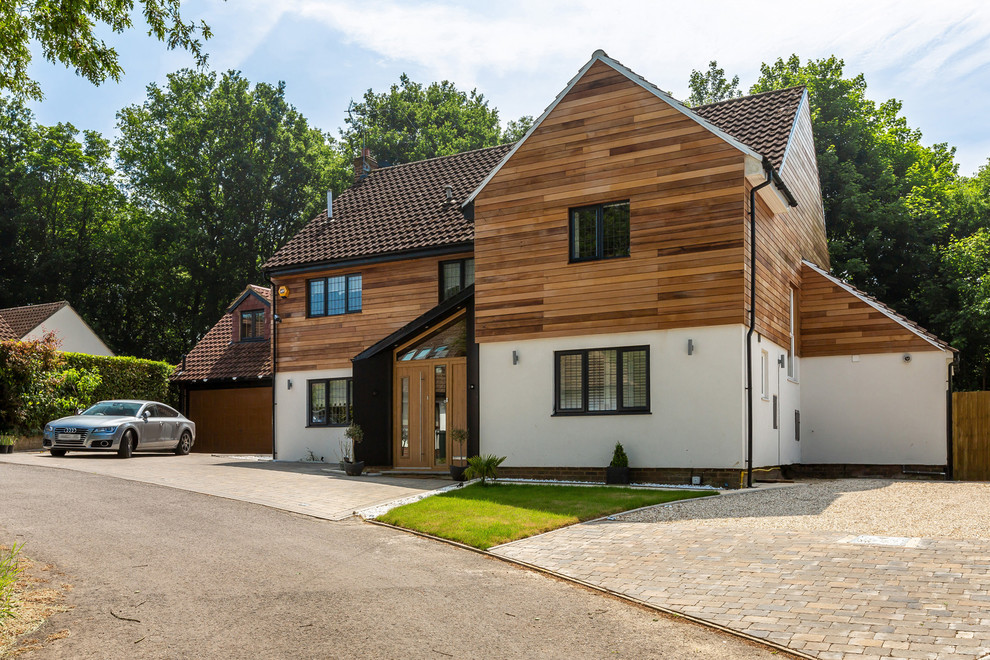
[240,309,265,340]
[308,274,362,317]
[569,200,630,262]
[554,345,649,415]
[439,258,474,302]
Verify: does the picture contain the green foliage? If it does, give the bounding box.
[0,542,22,620]
[687,61,742,106]
[0,0,211,100]
[378,484,713,549]
[609,442,629,468]
[341,74,505,165]
[0,333,175,433]
[463,454,506,486]
[502,115,534,142]
[0,433,14,446]
[941,228,990,386]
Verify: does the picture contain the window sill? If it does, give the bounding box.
[551,410,651,417]
[305,423,350,429]
[786,378,799,385]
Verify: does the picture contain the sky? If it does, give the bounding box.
[25,0,990,176]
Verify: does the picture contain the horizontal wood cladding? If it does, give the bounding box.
[272,252,471,371]
[799,264,939,356]
[474,60,747,342]
[746,96,829,351]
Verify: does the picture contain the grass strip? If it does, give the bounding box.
[378,483,713,549]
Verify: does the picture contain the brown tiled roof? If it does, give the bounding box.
[692,86,805,170]
[0,316,17,341]
[803,261,955,352]
[0,301,68,337]
[264,144,513,270]
[172,286,272,382]
[248,285,272,302]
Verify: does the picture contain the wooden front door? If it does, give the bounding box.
[394,359,466,469]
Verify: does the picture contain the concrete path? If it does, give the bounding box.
[0,452,447,520]
[0,462,783,659]
[492,508,990,659]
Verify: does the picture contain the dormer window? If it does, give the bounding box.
[240,309,265,341]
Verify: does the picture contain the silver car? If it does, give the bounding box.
[42,400,196,458]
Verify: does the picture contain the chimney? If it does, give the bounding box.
[353,148,378,183]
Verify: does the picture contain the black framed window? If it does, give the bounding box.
[239,309,265,340]
[569,200,630,262]
[439,258,474,302]
[308,274,362,317]
[308,378,353,427]
[554,346,649,415]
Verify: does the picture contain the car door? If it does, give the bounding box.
[158,404,180,447]
[139,404,163,449]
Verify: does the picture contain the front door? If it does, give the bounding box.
[394,359,466,469]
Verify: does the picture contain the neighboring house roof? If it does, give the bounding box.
[0,316,17,341]
[802,261,954,352]
[0,301,69,337]
[172,286,273,383]
[692,86,806,171]
[226,284,272,313]
[264,144,513,271]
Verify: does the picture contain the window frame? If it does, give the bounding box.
[553,345,650,416]
[438,257,475,302]
[239,309,266,342]
[306,377,354,427]
[568,200,631,263]
[306,273,363,318]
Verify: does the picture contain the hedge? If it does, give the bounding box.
[0,334,176,434]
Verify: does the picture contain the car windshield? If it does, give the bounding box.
[81,402,142,417]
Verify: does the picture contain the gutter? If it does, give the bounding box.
[746,166,773,489]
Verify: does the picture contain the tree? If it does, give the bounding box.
[942,228,990,388]
[0,0,212,100]
[687,61,741,106]
[341,74,504,165]
[115,69,350,357]
[503,115,534,143]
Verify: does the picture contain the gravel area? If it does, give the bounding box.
[617,479,990,540]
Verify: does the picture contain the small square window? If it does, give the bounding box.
[569,201,630,262]
[240,309,265,340]
[439,258,474,302]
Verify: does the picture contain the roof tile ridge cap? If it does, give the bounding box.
[370,143,515,171]
[693,85,806,111]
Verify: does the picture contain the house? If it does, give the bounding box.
[171,285,273,454]
[263,51,954,485]
[0,301,113,356]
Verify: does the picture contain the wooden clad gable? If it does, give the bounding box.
[800,262,945,356]
[473,59,749,342]
[273,251,472,372]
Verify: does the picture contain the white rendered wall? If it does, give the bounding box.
[25,306,113,356]
[750,335,801,468]
[479,325,747,469]
[801,351,951,465]
[274,368,351,462]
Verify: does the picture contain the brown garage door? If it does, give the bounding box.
[187,386,273,454]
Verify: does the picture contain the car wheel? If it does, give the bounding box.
[50,449,67,457]
[117,430,134,459]
[174,431,192,456]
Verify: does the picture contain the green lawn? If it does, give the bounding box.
[376,483,714,550]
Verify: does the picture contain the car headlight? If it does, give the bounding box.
[92,426,118,434]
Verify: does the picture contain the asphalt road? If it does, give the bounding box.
[0,463,781,659]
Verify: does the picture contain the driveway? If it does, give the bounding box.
[492,480,990,660]
[0,452,447,521]
[0,462,783,659]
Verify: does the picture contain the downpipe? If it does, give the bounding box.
[746,168,773,489]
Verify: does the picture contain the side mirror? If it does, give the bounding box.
[141,411,151,422]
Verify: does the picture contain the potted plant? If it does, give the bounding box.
[605,442,629,485]
[0,434,14,454]
[448,428,468,481]
[341,424,365,476]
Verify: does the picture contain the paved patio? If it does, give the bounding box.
[0,452,448,520]
[492,488,990,660]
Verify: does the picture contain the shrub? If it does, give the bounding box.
[0,543,22,620]
[464,454,506,485]
[609,442,629,468]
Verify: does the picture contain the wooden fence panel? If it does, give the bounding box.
[953,391,990,481]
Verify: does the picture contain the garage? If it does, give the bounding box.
[186,385,272,454]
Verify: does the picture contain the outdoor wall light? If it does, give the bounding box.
[287,379,293,390]
[687,339,694,355]
[512,350,519,365]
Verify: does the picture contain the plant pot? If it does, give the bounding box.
[605,466,629,485]
[449,464,467,482]
[2,445,13,454]
[343,460,365,476]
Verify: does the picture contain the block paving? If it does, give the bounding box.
[492,520,990,659]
